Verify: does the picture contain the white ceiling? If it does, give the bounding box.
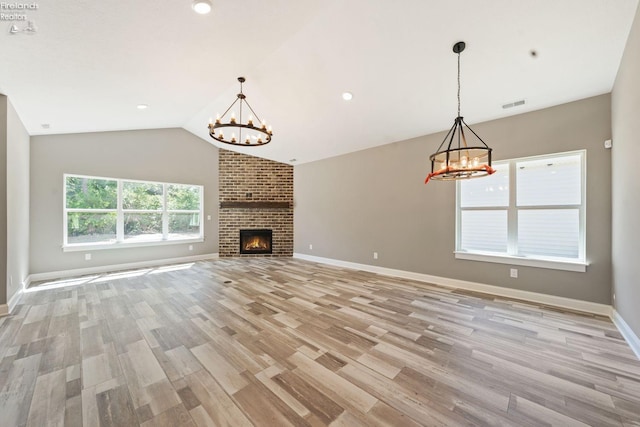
[1,0,637,164]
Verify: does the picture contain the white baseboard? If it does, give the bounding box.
[7,286,23,313]
[0,277,29,317]
[293,253,612,316]
[29,253,219,284]
[612,310,640,360]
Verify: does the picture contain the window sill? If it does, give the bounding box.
[63,238,204,252]
[454,251,587,272]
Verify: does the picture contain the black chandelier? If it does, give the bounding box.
[425,41,494,183]
[208,77,273,146]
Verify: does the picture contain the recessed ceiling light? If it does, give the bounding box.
[192,0,212,14]
[137,104,148,110]
[41,123,50,129]
[342,92,353,101]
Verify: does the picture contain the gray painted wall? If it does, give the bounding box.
[0,96,7,305]
[295,94,612,304]
[612,4,640,337]
[30,128,219,275]
[6,98,30,303]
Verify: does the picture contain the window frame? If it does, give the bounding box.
[454,150,588,272]
[63,174,204,252]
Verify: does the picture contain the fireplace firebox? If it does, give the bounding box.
[239,229,272,254]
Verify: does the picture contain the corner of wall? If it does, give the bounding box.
[612,310,640,360]
[5,98,30,307]
[611,0,640,348]
[0,95,8,306]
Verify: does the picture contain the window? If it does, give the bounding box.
[455,150,586,272]
[64,174,203,250]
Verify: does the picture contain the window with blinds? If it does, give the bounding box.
[456,150,586,268]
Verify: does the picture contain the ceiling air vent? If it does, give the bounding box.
[502,99,526,109]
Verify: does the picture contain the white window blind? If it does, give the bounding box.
[516,154,582,206]
[461,210,508,253]
[458,163,509,253]
[456,151,586,269]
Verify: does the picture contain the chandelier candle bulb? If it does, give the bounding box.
[248,116,254,126]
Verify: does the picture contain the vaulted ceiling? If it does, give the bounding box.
[0,0,637,164]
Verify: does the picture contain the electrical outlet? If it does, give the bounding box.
[309,244,313,250]
[510,268,518,278]
[207,215,211,221]
[604,139,612,149]
[373,252,378,260]
[188,245,193,251]
[85,253,92,261]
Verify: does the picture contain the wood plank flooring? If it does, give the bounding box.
[0,258,639,426]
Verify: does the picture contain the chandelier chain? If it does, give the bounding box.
[457,52,461,118]
[239,81,244,143]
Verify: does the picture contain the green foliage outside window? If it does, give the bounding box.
[168,184,200,210]
[168,185,201,236]
[123,182,163,210]
[66,177,117,209]
[66,177,117,240]
[124,213,163,238]
[67,212,117,243]
[122,182,164,237]
[169,213,200,236]
[65,175,202,243]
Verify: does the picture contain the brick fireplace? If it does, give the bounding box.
[218,150,293,257]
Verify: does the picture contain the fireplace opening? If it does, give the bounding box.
[240,229,272,254]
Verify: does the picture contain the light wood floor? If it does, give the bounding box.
[1,258,639,426]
